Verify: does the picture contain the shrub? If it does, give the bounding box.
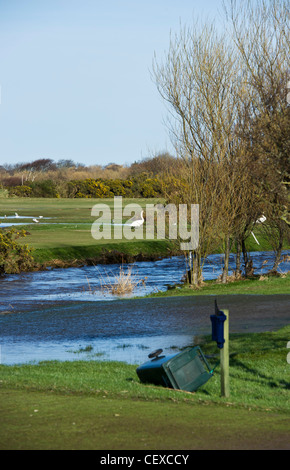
[0,228,35,274]
[67,179,113,198]
[0,188,9,198]
[28,180,58,198]
[2,174,166,199]
[8,185,33,197]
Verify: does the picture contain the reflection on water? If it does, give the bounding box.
[0,335,194,366]
[0,250,289,366]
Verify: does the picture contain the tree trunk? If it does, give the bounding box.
[270,235,283,273]
[185,252,192,285]
[192,250,200,286]
[222,236,230,283]
[235,239,242,278]
[242,237,250,277]
[242,238,255,277]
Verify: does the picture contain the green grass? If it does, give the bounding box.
[0,326,289,449]
[0,197,175,264]
[32,239,174,264]
[143,273,290,297]
[1,197,164,221]
[1,389,290,450]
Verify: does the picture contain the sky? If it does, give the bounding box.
[0,0,225,168]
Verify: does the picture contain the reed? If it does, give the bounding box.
[83,264,147,296]
[101,264,147,296]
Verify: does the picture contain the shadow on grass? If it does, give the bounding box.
[229,355,290,390]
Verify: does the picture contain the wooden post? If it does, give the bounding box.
[220,309,229,398]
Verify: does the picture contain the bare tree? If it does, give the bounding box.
[152,20,252,285]
[225,0,290,272]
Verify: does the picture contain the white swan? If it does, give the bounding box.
[33,218,39,223]
[130,211,144,228]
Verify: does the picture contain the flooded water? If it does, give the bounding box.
[0,215,52,227]
[0,250,289,366]
[1,250,289,306]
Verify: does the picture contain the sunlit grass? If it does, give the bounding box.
[143,273,290,297]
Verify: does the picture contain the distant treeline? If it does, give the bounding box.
[0,153,182,198]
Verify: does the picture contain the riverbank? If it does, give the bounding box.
[142,272,290,297]
[1,325,289,450]
[32,240,179,269]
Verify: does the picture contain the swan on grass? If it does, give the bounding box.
[129,211,144,228]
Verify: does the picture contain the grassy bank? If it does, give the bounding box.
[143,272,290,297]
[0,326,289,449]
[32,239,174,265]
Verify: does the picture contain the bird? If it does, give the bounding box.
[256,215,266,224]
[15,213,19,218]
[38,216,43,219]
[130,210,144,228]
[251,215,266,245]
[33,218,39,223]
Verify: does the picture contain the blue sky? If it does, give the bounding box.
[0,0,224,167]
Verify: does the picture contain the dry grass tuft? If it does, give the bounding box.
[83,264,147,297]
[103,265,147,296]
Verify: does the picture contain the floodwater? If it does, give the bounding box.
[0,250,289,366]
[1,251,289,306]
